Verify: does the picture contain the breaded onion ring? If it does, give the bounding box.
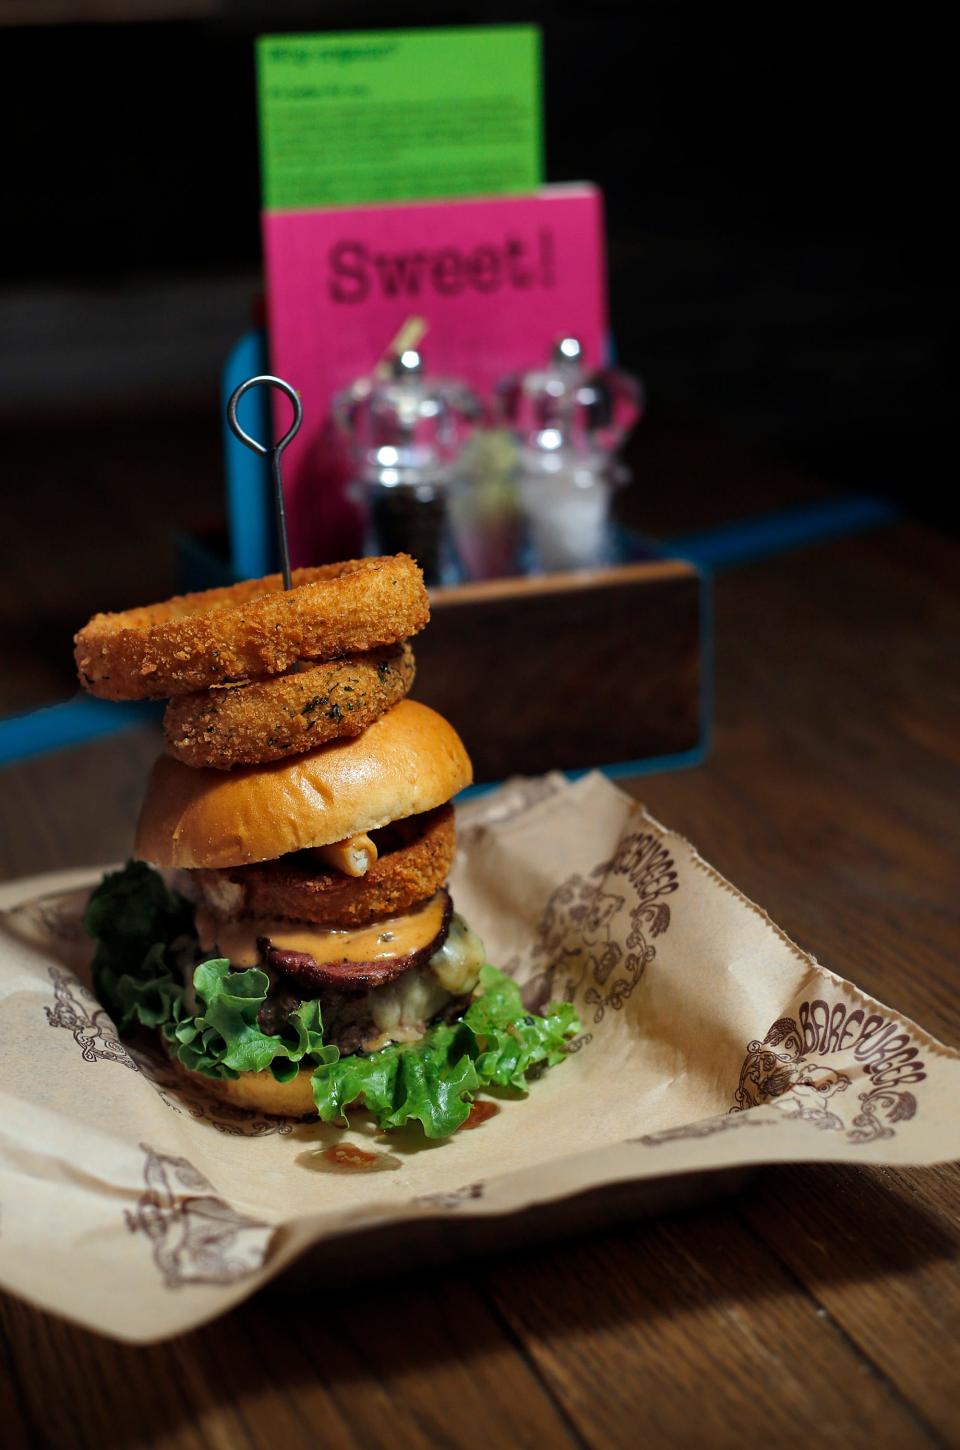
[163,643,415,770]
[201,805,455,929]
[74,555,428,701]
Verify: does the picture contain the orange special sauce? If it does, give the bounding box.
[323,1143,379,1168]
[459,1099,500,1130]
[315,1143,401,1173]
[196,892,447,969]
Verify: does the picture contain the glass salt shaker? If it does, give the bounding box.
[495,338,644,573]
[333,349,480,585]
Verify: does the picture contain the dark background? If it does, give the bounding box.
[0,3,954,711]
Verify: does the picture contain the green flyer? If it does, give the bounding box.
[257,26,543,211]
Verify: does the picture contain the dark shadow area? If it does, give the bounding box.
[1,4,954,521]
[1,6,954,727]
[0,1159,954,1449]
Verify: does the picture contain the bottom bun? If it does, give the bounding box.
[168,1047,317,1118]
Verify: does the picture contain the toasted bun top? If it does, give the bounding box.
[134,700,472,869]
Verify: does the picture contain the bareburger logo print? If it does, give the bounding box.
[414,1182,485,1211]
[126,1146,270,1289]
[11,892,283,1133]
[636,997,926,1149]
[44,965,292,1137]
[525,829,678,1022]
[731,998,926,1144]
[45,965,139,1072]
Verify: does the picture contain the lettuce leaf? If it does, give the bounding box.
[84,861,192,1030]
[84,862,581,1138]
[309,965,580,1138]
[162,959,336,1083]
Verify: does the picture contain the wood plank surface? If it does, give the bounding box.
[418,561,702,780]
[0,1278,582,1450]
[1,510,958,1448]
[738,1163,960,1443]
[481,1206,935,1450]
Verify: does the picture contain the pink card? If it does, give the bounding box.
[262,185,608,566]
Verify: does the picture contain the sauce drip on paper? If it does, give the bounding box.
[459,1099,500,1130]
[315,1143,401,1172]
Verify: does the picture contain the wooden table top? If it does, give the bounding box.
[1,516,958,1449]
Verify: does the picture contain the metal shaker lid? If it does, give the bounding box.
[333,349,481,488]
[495,337,644,458]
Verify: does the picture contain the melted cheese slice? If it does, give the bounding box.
[196,892,447,968]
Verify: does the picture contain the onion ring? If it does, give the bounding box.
[163,642,415,770]
[74,555,428,701]
[200,805,455,929]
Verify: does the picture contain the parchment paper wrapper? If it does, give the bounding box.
[1,773,957,1344]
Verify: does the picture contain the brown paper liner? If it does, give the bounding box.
[1,773,957,1343]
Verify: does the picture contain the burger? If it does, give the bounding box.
[76,555,580,1138]
[83,698,579,1138]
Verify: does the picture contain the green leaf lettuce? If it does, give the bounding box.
[84,861,580,1138]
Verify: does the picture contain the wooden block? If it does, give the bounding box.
[411,559,705,783]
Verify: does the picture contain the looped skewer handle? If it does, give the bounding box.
[226,375,303,591]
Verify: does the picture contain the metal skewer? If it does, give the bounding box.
[226,374,302,591]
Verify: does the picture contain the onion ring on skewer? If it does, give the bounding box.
[74,554,428,700]
[197,805,456,929]
[163,642,415,769]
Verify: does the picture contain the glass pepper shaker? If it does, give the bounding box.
[495,338,644,572]
[333,350,480,585]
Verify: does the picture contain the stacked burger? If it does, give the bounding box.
[74,556,577,1137]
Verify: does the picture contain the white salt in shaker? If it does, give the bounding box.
[496,339,643,572]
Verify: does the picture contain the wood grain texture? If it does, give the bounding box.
[481,1206,937,1450]
[738,1164,960,1443]
[0,1277,582,1450]
[1,519,958,1447]
[416,561,702,780]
